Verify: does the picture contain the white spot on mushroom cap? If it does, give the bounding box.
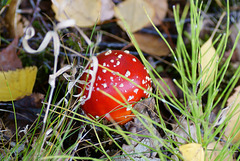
[118,54,123,58]
[132,58,136,62]
[128,95,134,101]
[102,83,107,88]
[98,76,102,80]
[126,105,132,111]
[116,61,120,66]
[124,50,130,54]
[96,115,99,118]
[125,70,131,77]
[142,80,147,84]
[102,69,107,73]
[105,50,112,55]
[110,59,114,63]
[146,76,151,81]
[110,76,114,81]
[119,83,124,87]
[134,89,139,94]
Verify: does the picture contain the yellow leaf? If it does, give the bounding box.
[224,85,240,143]
[179,143,204,161]
[52,0,101,27]
[199,38,218,89]
[0,66,37,101]
[114,0,155,33]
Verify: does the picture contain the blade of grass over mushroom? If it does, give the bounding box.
[115,3,186,116]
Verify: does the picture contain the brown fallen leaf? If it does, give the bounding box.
[100,0,114,22]
[229,22,240,61]
[171,116,197,144]
[134,32,170,56]
[153,77,178,98]
[223,85,240,143]
[114,0,155,33]
[0,37,22,71]
[2,93,44,133]
[145,0,168,26]
[4,0,24,37]
[206,141,233,161]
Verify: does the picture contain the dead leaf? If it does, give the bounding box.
[0,37,22,71]
[134,32,170,56]
[100,0,114,22]
[206,141,233,161]
[3,93,44,132]
[223,85,240,143]
[0,66,38,101]
[114,0,155,33]
[5,0,24,37]
[153,77,178,97]
[119,97,161,160]
[145,0,168,26]
[171,117,197,144]
[179,143,204,161]
[199,38,218,89]
[230,22,240,61]
[52,0,101,27]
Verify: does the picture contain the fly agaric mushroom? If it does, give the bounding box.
[79,50,152,124]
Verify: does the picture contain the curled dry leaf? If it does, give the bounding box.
[114,0,155,33]
[0,37,22,71]
[179,143,204,161]
[199,38,218,89]
[134,32,170,56]
[224,85,240,143]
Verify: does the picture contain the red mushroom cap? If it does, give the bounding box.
[79,50,152,124]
